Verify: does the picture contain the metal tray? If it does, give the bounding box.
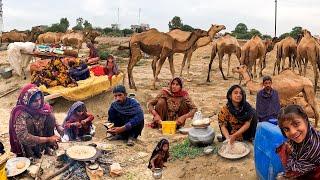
[6,157,31,177]
[218,141,250,159]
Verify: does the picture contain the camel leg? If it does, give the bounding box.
[186,51,193,79]
[227,54,231,77]
[219,54,227,80]
[312,61,319,92]
[303,87,320,127]
[207,47,216,82]
[180,52,188,77]
[253,60,257,79]
[152,56,159,81]
[153,55,168,89]
[168,55,175,78]
[127,43,142,90]
[303,58,308,77]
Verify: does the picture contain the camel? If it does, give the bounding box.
[167,24,226,78]
[61,30,100,51]
[295,29,320,92]
[207,34,241,81]
[1,31,28,44]
[273,36,297,75]
[127,28,208,90]
[232,65,319,127]
[240,36,274,79]
[37,32,64,44]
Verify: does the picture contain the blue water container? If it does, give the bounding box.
[254,122,286,180]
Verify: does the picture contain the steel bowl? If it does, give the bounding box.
[152,168,163,179]
[1,67,13,79]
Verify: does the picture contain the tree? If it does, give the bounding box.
[122,28,134,36]
[46,18,69,32]
[181,24,194,32]
[59,18,69,32]
[290,26,302,39]
[83,20,92,30]
[72,17,84,30]
[168,16,183,30]
[233,23,248,34]
[279,32,290,40]
[248,28,262,38]
[262,34,272,39]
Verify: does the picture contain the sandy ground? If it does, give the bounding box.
[0,37,319,180]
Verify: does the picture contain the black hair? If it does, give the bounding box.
[262,75,272,83]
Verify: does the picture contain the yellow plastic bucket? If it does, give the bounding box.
[0,162,7,180]
[161,121,176,135]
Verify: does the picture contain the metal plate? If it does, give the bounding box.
[66,145,101,162]
[6,157,31,177]
[218,141,250,159]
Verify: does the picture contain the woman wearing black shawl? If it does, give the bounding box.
[218,85,257,144]
[148,139,169,171]
[107,85,144,146]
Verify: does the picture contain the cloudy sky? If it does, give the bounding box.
[3,0,320,36]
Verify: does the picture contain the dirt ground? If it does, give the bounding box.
[0,37,319,180]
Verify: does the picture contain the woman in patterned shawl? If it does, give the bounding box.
[148,77,197,128]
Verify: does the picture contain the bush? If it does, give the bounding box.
[170,139,204,160]
[98,50,110,60]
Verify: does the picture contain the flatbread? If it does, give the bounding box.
[16,161,25,169]
[66,145,97,160]
[192,118,210,126]
[218,141,250,159]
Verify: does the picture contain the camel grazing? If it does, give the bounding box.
[295,29,320,92]
[273,36,297,75]
[240,36,275,78]
[232,65,319,127]
[207,34,241,81]
[127,28,208,90]
[167,24,226,78]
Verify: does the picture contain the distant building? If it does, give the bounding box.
[131,24,150,33]
[111,24,120,30]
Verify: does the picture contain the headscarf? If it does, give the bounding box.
[148,139,170,169]
[62,101,86,126]
[104,56,119,76]
[226,84,254,122]
[9,84,52,154]
[162,77,189,97]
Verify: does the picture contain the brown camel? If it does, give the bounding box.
[295,29,320,92]
[273,36,297,75]
[37,32,64,44]
[232,65,319,127]
[127,28,208,90]
[167,24,226,78]
[207,34,241,81]
[240,36,273,78]
[1,31,27,43]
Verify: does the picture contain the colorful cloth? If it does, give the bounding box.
[277,125,320,179]
[63,101,94,140]
[108,97,144,138]
[9,84,58,157]
[256,89,281,122]
[69,63,90,81]
[148,139,169,169]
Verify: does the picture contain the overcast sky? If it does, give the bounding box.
[3,0,320,36]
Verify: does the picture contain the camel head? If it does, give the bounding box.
[264,38,274,53]
[302,29,311,37]
[208,24,226,39]
[192,29,208,38]
[232,65,248,74]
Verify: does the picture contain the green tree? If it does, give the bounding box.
[83,20,92,30]
[233,23,248,34]
[59,18,69,31]
[290,26,302,39]
[72,17,84,30]
[122,28,134,36]
[181,24,194,32]
[103,27,113,34]
[168,16,183,30]
[262,34,272,39]
[279,32,290,40]
[248,28,262,38]
[46,18,69,32]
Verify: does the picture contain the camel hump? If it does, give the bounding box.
[167,29,191,42]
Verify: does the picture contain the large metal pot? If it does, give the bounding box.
[0,67,13,79]
[188,126,215,146]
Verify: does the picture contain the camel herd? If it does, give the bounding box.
[1,28,101,51]
[124,25,320,127]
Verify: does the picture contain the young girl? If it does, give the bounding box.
[103,55,119,80]
[277,104,320,179]
[148,139,170,171]
[63,101,94,141]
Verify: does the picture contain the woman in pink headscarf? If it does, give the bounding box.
[9,84,63,158]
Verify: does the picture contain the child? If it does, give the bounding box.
[148,139,170,171]
[63,101,94,141]
[277,104,320,179]
[104,55,119,80]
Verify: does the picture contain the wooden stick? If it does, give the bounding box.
[0,86,20,98]
[42,161,73,180]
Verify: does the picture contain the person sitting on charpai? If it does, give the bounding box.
[106,85,144,146]
[87,42,100,65]
[104,55,120,80]
[9,84,63,158]
[147,77,197,128]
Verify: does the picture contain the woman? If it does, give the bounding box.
[63,101,94,141]
[104,55,120,79]
[218,84,257,144]
[9,84,63,158]
[148,77,197,128]
[276,105,320,179]
[87,42,100,65]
